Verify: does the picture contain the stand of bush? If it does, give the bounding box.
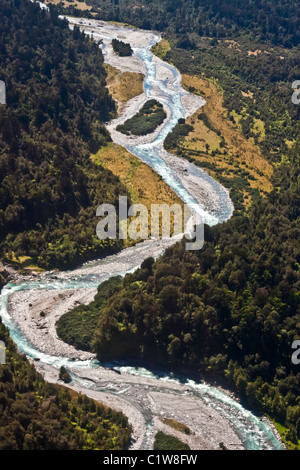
[116,99,166,136]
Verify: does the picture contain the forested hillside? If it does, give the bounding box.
[54,0,300,47]
[0,0,129,269]
[59,140,300,446]
[53,0,300,448]
[160,37,299,209]
[0,318,131,450]
[0,2,136,450]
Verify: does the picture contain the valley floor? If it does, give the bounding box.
[2,15,283,451]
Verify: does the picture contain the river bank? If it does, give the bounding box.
[3,270,284,451]
[34,360,245,451]
[67,16,233,225]
[5,278,244,451]
[0,14,283,451]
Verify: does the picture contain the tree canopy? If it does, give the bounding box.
[0,0,130,269]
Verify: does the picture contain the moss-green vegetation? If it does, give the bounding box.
[59,366,72,383]
[159,37,300,209]
[56,276,122,351]
[271,419,300,451]
[63,138,300,438]
[116,99,166,136]
[153,431,190,450]
[161,418,191,435]
[164,119,194,151]
[0,318,131,450]
[105,65,144,109]
[11,0,300,448]
[112,38,133,57]
[165,40,299,168]
[49,0,300,47]
[0,0,130,270]
[150,39,171,59]
[164,115,265,210]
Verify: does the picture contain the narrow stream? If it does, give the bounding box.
[0,10,284,450]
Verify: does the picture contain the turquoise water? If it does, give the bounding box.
[0,278,284,450]
[0,15,284,450]
[102,27,232,225]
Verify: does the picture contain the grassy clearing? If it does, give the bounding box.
[271,420,300,450]
[107,20,136,28]
[92,143,184,243]
[250,118,266,143]
[153,431,190,450]
[151,39,171,59]
[92,143,182,209]
[161,418,191,435]
[105,64,144,114]
[3,252,45,272]
[45,0,92,10]
[178,74,273,208]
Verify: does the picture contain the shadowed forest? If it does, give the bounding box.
[52,0,300,449]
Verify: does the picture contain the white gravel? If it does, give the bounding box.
[6,18,241,451]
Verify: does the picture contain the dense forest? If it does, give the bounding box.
[53,0,300,448]
[0,0,299,450]
[112,38,133,57]
[58,141,300,445]
[0,318,131,450]
[0,1,135,450]
[153,431,190,450]
[57,275,122,351]
[116,99,167,136]
[55,0,300,47]
[0,0,130,270]
[161,36,299,209]
[164,38,300,163]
